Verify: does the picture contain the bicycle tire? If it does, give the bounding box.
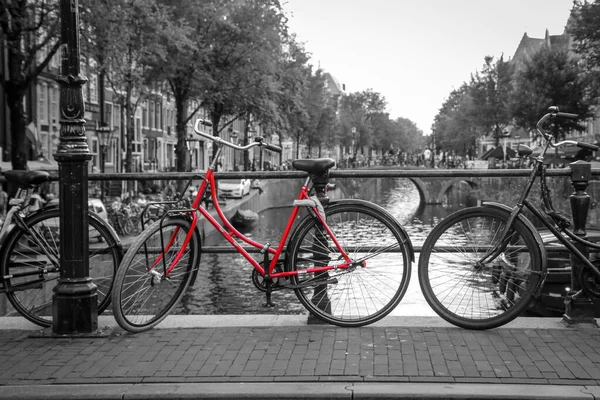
[0,208,121,327]
[287,201,412,327]
[111,217,198,332]
[418,206,543,330]
[125,216,142,236]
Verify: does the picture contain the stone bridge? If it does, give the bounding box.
[334,176,483,204]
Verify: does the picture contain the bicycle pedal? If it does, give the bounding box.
[262,300,276,308]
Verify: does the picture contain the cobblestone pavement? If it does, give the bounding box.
[1,324,600,386]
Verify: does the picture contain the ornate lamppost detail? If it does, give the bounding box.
[55,74,89,151]
[52,0,98,335]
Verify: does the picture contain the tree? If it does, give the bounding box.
[273,37,311,164]
[339,89,387,155]
[0,1,60,170]
[569,0,600,108]
[80,0,170,179]
[469,56,514,145]
[509,46,597,139]
[569,1,600,72]
[432,84,481,155]
[178,0,289,167]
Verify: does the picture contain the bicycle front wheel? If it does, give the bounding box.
[287,201,412,327]
[111,217,198,333]
[0,208,121,327]
[418,206,543,330]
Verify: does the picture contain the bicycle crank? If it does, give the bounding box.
[251,268,285,292]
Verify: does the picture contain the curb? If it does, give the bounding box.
[0,382,597,400]
[0,315,580,332]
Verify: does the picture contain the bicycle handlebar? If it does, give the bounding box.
[536,106,599,152]
[193,119,282,153]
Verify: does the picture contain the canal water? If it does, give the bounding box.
[174,178,476,317]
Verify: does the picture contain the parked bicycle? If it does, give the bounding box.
[0,170,122,327]
[111,120,414,332]
[418,106,600,330]
[107,199,142,236]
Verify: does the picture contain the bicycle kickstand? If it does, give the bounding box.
[263,278,276,308]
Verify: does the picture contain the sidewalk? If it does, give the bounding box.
[0,315,599,399]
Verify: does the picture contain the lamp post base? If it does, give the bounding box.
[52,278,99,335]
[562,294,597,328]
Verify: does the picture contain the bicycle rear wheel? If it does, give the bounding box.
[287,201,412,327]
[111,217,198,332]
[418,206,543,330]
[0,208,121,327]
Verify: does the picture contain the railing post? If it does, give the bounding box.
[562,160,597,327]
[52,0,98,335]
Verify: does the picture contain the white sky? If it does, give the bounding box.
[283,0,575,135]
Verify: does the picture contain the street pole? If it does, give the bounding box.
[52,0,98,335]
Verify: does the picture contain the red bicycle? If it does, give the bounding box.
[111,120,414,332]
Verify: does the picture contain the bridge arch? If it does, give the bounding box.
[333,176,480,205]
[435,178,479,204]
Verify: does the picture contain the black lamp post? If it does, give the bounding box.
[53,0,98,335]
[96,125,111,202]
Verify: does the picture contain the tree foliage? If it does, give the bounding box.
[569,0,600,109]
[509,46,596,139]
[469,56,514,145]
[0,0,60,170]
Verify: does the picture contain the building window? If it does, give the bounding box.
[113,104,120,127]
[142,104,148,128]
[38,83,47,124]
[50,86,58,124]
[155,103,161,130]
[104,102,113,128]
[89,72,98,104]
[149,101,154,130]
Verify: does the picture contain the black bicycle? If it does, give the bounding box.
[418,106,600,330]
[0,170,122,326]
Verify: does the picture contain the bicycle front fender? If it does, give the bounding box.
[481,201,548,296]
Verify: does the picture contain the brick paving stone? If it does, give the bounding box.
[1,325,600,388]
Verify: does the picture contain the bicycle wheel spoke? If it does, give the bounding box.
[419,207,542,329]
[288,202,411,327]
[112,218,197,332]
[1,209,120,327]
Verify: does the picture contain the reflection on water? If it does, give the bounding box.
[175,178,473,315]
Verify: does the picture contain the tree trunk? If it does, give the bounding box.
[6,83,28,171]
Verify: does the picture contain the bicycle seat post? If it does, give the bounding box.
[310,169,330,206]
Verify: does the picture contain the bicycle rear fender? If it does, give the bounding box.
[482,201,548,296]
[286,198,415,264]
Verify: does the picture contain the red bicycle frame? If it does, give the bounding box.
[155,168,355,280]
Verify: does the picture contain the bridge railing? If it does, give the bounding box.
[46,164,600,326]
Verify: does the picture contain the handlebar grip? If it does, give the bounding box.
[557,112,578,120]
[263,143,282,153]
[578,142,600,151]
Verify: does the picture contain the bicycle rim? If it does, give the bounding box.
[418,207,543,330]
[288,203,411,327]
[112,217,197,332]
[1,208,120,327]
